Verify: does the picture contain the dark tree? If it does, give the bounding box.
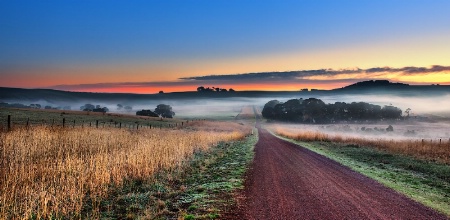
[261,100,281,119]
[405,108,411,118]
[93,107,108,113]
[381,105,402,119]
[197,86,205,92]
[261,98,402,123]
[197,86,213,92]
[136,109,159,117]
[386,125,394,132]
[197,86,231,92]
[80,104,95,111]
[302,98,327,123]
[155,104,175,118]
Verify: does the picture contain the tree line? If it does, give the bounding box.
[262,98,403,123]
[197,86,235,92]
[136,104,175,118]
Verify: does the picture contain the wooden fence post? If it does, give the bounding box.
[63,118,66,128]
[7,115,11,131]
[96,120,99,128]
[119,122,122,129]
[26,118,30,127]
[73,120,76,128]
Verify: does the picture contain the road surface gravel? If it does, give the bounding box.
[226,125,447,219]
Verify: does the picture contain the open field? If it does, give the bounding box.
[3,103,450,218]
[268,123,450,164]
[0,115,252,219]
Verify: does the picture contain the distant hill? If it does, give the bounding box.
[342,80,409,89]
[0,80,449,104]
[332,80,450,96]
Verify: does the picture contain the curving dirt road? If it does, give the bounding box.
[228,126,447,219]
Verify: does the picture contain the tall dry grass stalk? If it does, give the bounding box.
[272,125,450,164]
[0,122,249,219]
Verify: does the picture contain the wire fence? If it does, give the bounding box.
[1,114,206,132]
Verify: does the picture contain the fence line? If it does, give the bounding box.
[3,115,196,132]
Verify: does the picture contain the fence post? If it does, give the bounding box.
[137,124,139,130]
[119,122,122,129]
[7,115,11,131]
[26,118,30,127]
[63,118,66,128]
[52,119,55,127]
[96,120,99,128]
[73,120,76,128]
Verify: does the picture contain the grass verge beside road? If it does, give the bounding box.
[98,128,258,219]
[274,133,450,217]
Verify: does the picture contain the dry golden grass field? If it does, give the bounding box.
[0,119,251,219]
[269,124,450,164]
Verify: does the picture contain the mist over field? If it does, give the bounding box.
[268,121,450,141]
[3,92,450,119]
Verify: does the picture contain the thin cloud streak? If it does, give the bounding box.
[181,65,450,81]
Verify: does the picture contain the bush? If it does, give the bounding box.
[136,109,159,117]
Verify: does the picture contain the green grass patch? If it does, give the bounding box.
[275,133,450,217]
[94,128,258,219]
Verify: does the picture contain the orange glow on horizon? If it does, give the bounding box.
[67,82,346,94]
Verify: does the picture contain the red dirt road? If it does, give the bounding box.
[230,126,447,219]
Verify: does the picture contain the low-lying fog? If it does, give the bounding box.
[3,94,450,119]
[269,122,450,141]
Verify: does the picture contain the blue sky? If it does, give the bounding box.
[1,0,450,92]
